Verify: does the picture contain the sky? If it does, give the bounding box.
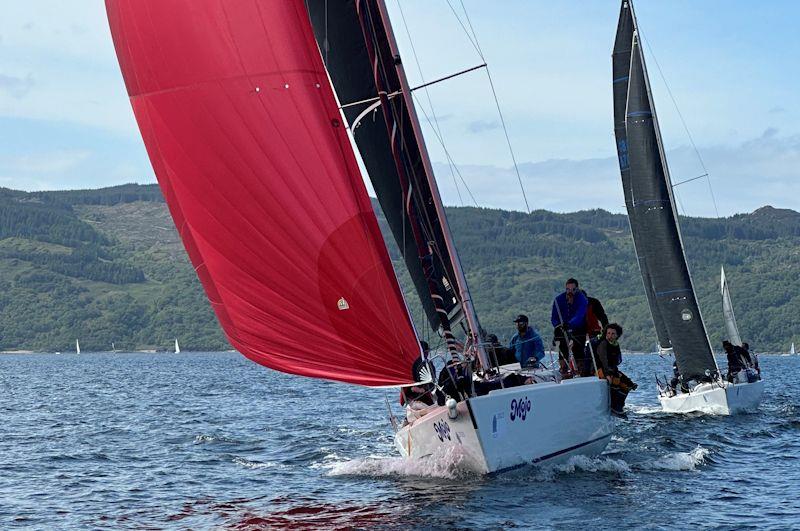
[0,1,797,217]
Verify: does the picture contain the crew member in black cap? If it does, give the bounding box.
[508,314,545,368]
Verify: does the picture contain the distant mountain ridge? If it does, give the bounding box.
[0,184,797,353]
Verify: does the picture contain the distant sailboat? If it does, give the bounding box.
[793,343,796,355]
[76,339,81,354]
[612,0,762,415]
[174,339,181,354]
[111,342,117,354]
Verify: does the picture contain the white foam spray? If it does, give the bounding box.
[325,445,473,479]
[647,446,710,471]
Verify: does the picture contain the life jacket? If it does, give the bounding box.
[607,342,622,368]
[586,337,622,370]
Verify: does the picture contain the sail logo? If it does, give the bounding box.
[433,420,451,442]
[337,297,349,311]
[510,397,532,421]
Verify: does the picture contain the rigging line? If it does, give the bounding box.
[412,64,487,93]
[412,94,479,207]
[641,34,720,219]
[445,0,530,214]
[395,0,465,207]
[444,0,482,57]
[675,190,689,218]
[672,173,708,188]
[482,65,531,214]
[458,0,485,56]
[338,64,486,111]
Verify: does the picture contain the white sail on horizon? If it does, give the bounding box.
[174,338,180,354]
[76,339,81,354]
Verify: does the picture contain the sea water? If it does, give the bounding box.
[1,352,798,529]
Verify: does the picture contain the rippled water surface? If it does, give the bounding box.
[1,352,798,529]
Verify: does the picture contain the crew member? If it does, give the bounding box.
[742,342,760,375]
[722,340,751,382]
[487,333,517,366]
[509,314,545,368]
[551,278,588,376]
[582,289,609,339]
[594,323,637,416]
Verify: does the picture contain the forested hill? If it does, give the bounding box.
[0,183,797,353]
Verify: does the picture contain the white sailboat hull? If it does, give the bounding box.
[659,379,764,415]
[394,377,613,474]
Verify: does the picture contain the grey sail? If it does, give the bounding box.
[720,266,742,346]
[613,0,718,382]
[612,1,671,350]
[305,0,465,333]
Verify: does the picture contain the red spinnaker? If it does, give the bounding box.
[106,0,421,386]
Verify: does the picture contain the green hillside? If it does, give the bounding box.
[0,184,797,353]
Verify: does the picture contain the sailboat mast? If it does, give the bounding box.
[371,0,489,370]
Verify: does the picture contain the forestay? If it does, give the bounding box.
[106,0,421,386]
[612,0,718,382]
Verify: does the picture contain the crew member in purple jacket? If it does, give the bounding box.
[551,278,588,376]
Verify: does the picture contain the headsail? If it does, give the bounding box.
[613,0,718,382]
[720,266,742,347]
[305,1,465,334]
[106,0,421,386]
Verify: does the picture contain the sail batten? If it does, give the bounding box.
[107,0,421,387]
[613,0,718,381]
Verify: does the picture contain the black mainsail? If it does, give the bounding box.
[612,0,718,382]
[612,4,670,351]
[305,0,487,365]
